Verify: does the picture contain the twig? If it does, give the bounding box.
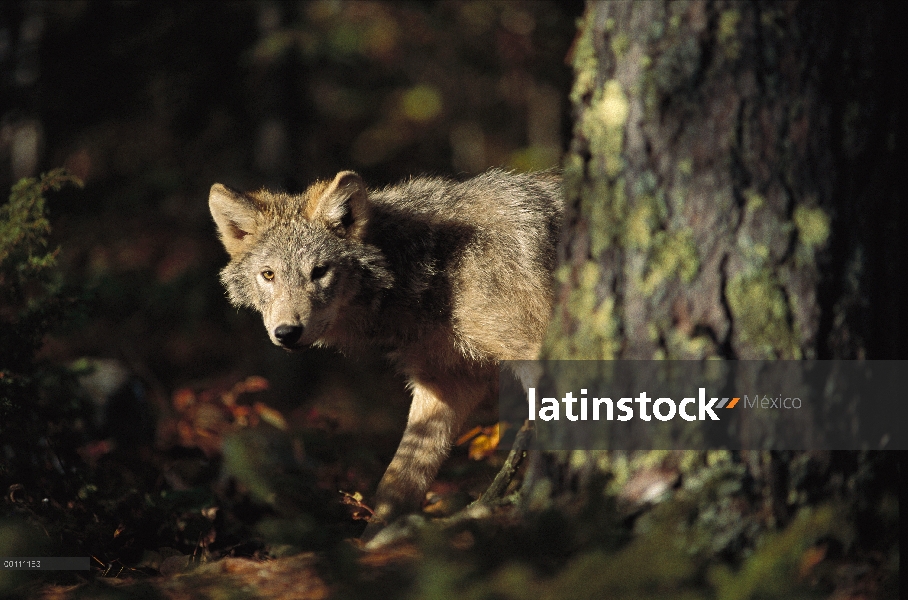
[478,420,533,505]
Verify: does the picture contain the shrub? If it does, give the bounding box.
[0,169,84,479]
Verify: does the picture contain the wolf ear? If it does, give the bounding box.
[209,184,261,257]
[312,171,369,239]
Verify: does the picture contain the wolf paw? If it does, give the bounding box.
[361,514,427,550]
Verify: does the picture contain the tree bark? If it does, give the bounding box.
[525,0,903,517]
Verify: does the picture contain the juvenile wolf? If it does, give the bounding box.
[209,169,562,534]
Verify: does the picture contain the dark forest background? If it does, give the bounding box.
[1,0,578,391]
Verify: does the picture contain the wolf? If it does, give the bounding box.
[209,169,562,535]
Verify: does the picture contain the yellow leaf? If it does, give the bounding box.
[254,402,287,430]
[468,423,507,460]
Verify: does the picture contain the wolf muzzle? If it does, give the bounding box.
[274,324,303,347]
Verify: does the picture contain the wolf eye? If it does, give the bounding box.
[310,264,329,280]
[261,270,275,281]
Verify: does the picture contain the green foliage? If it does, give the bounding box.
[710,507,834,600]
[0,169,82,461]
[401,449,899,600]
[0,170,94,593]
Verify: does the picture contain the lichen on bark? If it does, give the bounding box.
[548,1,849,362]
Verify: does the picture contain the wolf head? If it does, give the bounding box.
[209,171,391,349]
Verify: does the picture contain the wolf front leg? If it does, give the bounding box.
[363,367,495,539]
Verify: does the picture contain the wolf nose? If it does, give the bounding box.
[274,324,303,346]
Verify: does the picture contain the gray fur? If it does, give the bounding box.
[210,169,562,536]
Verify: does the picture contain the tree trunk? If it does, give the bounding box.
[524,0,903,521]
